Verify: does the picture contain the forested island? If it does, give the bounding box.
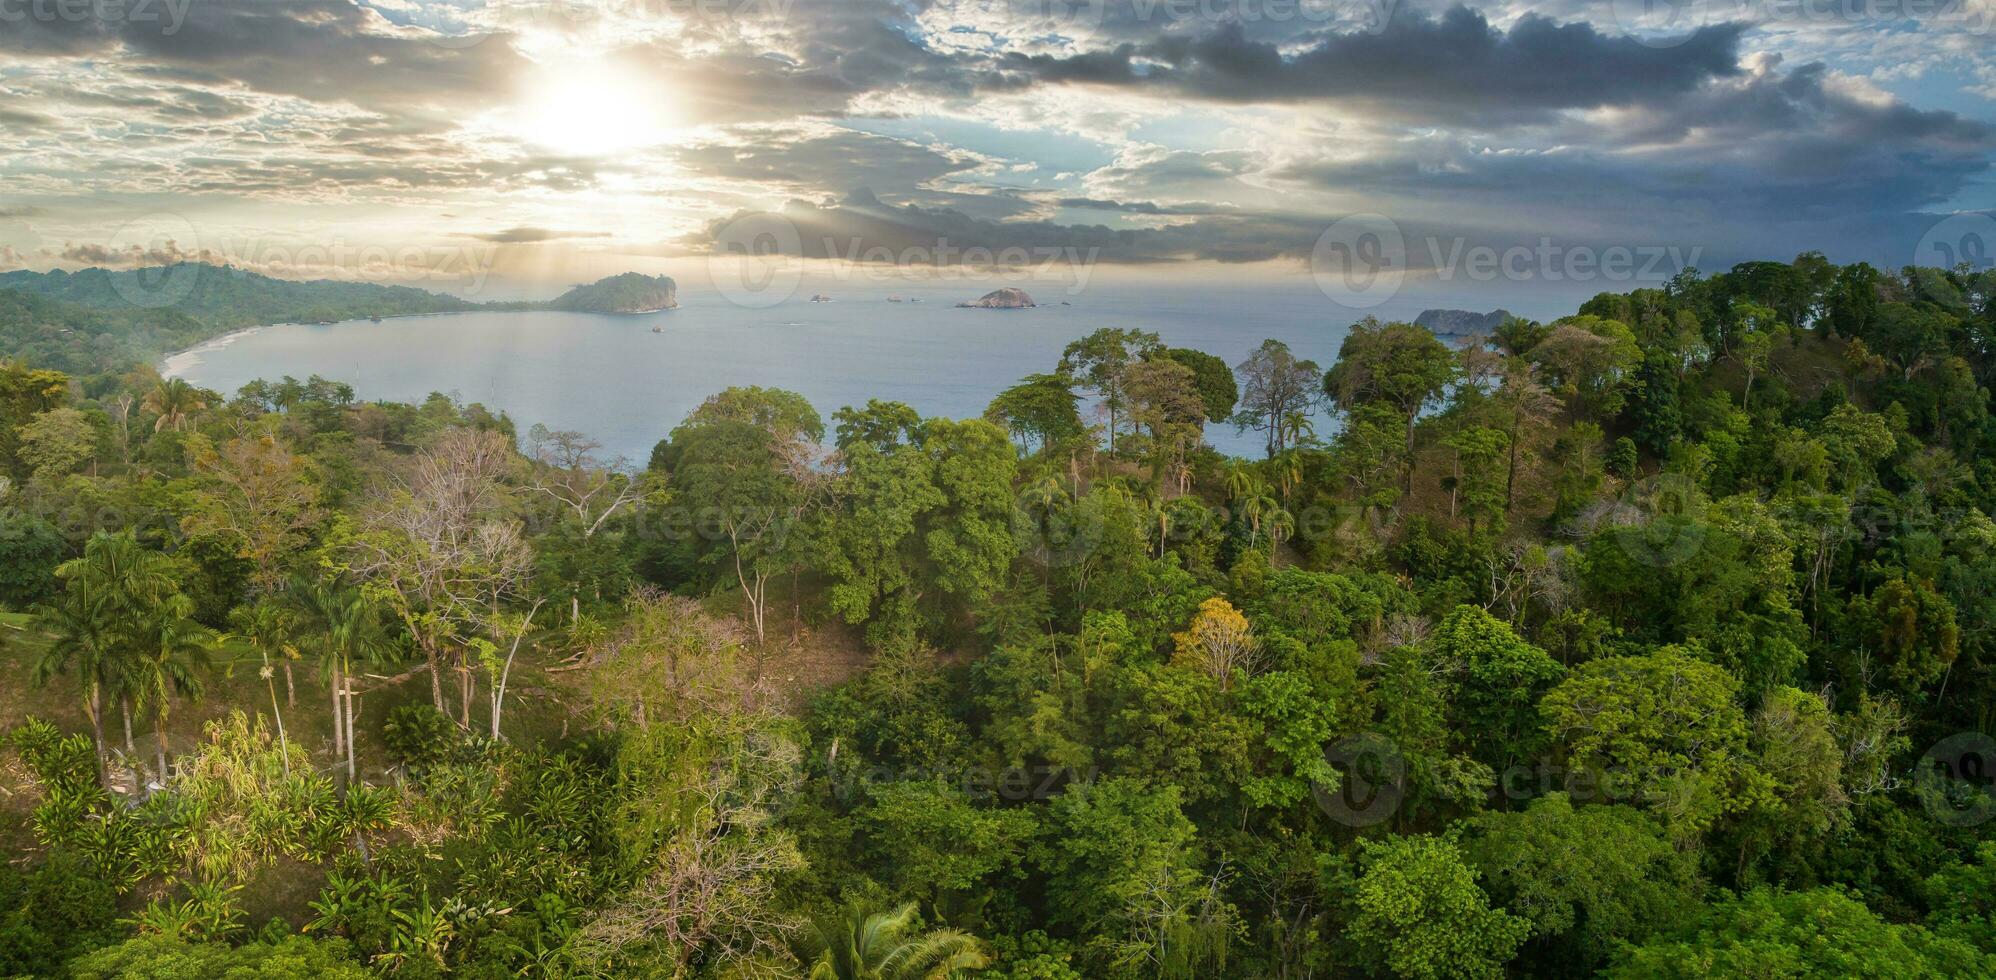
[549,273,679,314]
[2,253,1995,978]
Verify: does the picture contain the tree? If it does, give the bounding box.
[1154,347,1237,422]
[1324,319,1456,484]
[860,780,1038,915]
[141,377,209,432]
[1060,328,1161,453]
[1540,648,1756,835]
[987,373,1083,454]
[1428,605,1563,772]
[226,601,296,772]
[796,902,991,980]
[293,578,391,784]
[668,388,823,647]
[126,592,211,780]
[1233,339,1320,458]
[1172,597,1260,691]
[1465,795,1701,972]
[1345,834,1530,980]
[1607,886,1991,977]
[0,509,66,605]
[340,426,531,718]
[182,432,323,594]
[1032,777,1234,977]
[30,531,186,788]
[17,407,96,481]
[1526,316,1640,417]
[1124,358,1207,491]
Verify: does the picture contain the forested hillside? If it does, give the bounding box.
[0,264,509,374]
[2,253,1994,978]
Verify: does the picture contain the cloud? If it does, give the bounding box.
[55,240,225,267]
[1000,7,1748,123]
[697,187,1330,265]
[0,108,54,129]
[466,226,611,244]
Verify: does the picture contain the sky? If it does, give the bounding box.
[1,0,1992,310]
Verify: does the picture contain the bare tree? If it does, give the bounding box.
[342,428,533,721]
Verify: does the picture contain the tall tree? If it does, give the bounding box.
[1323,319,1456,485]
[1233,339,1321,458]
[29,532,186,788]
[1060,328,1161,454]
[667,388,824,647]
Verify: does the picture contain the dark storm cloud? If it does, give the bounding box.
[1,0,528,111]
[1272,56,1995,224]
[1003,6,1747,122]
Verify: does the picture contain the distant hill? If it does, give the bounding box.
[1415,308,1512,338]
[550,273,678,314]
[0,287,216,376]
[0,263,488,331]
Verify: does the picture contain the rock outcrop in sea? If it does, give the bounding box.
[958,287,1036,309]
[1415,308,1511,338]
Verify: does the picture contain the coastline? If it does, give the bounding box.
[155,310,467,378]
[160,325,267,378]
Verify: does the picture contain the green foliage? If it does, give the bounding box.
[66,935,371,979]
[1344,834,1530,980]
[1465,796,1701,971]
[1607,886,1994,978]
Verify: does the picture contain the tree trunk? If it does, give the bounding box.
[87,683,108,791]
[121,698,135,755]
[344,683,358,784]
[154,721,169,785]
[331,669,346,761]
[267,672,290,775]
[283,661,296,707]
[427,647,444,712]
[459,665,474,729]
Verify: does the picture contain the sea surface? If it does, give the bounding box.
[164,280,1527,461]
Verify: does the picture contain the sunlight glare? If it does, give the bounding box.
[511,62,673,157]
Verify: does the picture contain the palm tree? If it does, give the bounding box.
[30,587,121,789]
[30,532,182,789]
[227,601,295,773]
[142,377,207,432]
[129,594,211,782]
[798,903,989,980]
[294,578,389,783]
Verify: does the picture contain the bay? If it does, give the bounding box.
[163,280,1481,461]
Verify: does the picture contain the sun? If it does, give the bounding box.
[509,61,675,157]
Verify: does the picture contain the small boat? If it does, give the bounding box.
[888,295,903,302]
[651,325,664,333]
[370,315,382,323]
